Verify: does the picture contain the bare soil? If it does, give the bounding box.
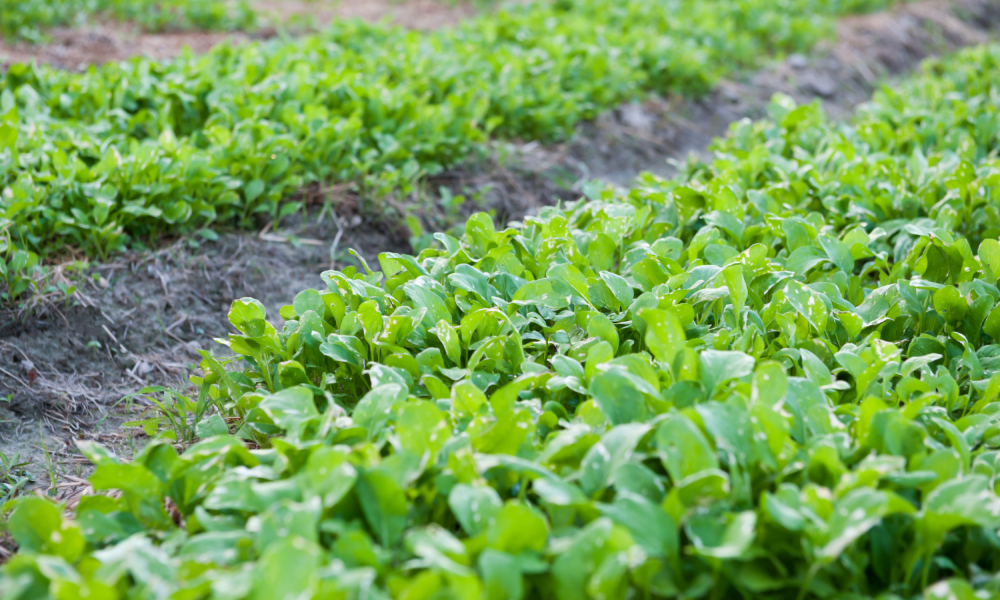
[416,0,1000,252]
[0,207,408,491]
[0,0,497,70]
[2,0,999,495]
[491,0,1000,189]
[252,0,481,30]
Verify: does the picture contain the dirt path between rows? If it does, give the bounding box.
[0,0,494,70]
[1,0,999,498]
[466,0,1000,200]
[0,211,408,496]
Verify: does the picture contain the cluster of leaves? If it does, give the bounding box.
[0,227,85,305]
[0,451,32,506]
[0,228,41,302]
[0,0,900,260]
[0,0,256,42]
[4,43,1000,599]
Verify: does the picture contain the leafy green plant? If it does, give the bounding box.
[0,451,32,505]
[0,230,40,303]
[122,381,234,443]
[0,0,903,265]
[103,0,256,33]
[0,0,256,42]
[0,228,87,311]
[5,43,1000,598]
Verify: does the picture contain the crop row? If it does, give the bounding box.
[0,0,256,42]
[4,42,1000,599]
[0,0,902,267]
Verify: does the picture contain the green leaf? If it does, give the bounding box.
[405,281,452,329]
[480,549,524,600]
[300,447,358,508]
[932,286,968,322]
[704,211,744,243]
[579,423,651,495]
[449,264,493,304]
[900,353,942,378]
[588,234,617,273]
[762,487,804,531]
[752,362,788,406]
[486,501,549,554]
[799,348,831,386]
[396,401,449,459]
[552,518,614,600]
[250,537,322,600]
[452,380,487,417]
[352,384,407,440]
[229,297,271,337]
[722,263,747,316]
[924,579,979,600]
[818,487,914,560]
[921,475,1000,533]
[700,349,754,395]
[511,278,573,310]
[589,366,651,425]
[449,484,503,537]
[598,491,678,559]
[686,511,756,560]
[548,263,591,304]
[293,289,325,317]
[784,281,828,333]
[982,303,1000,341]
[4,498,84,562]
[979,239,1000,284]
[640,308,686,367]
[434,319,462,366]
[195,413,230,438]
[259,386,319,440]
[818,234,854,274]
[357,469,408,547]
[656,413,718,482]
[587,313,619,354]
[600,271,634,309]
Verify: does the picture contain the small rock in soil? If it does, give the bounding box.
[720,85,741,103]
[800,71,838,98]
[788,54,809,69]
[618,102,655,131]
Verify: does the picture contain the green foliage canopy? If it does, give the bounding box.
[5,43,1000,598]
[0,0,898,259]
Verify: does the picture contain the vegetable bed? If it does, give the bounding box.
[0,0,900,264]
[5,40,1000,598]
[0,0,255,42]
